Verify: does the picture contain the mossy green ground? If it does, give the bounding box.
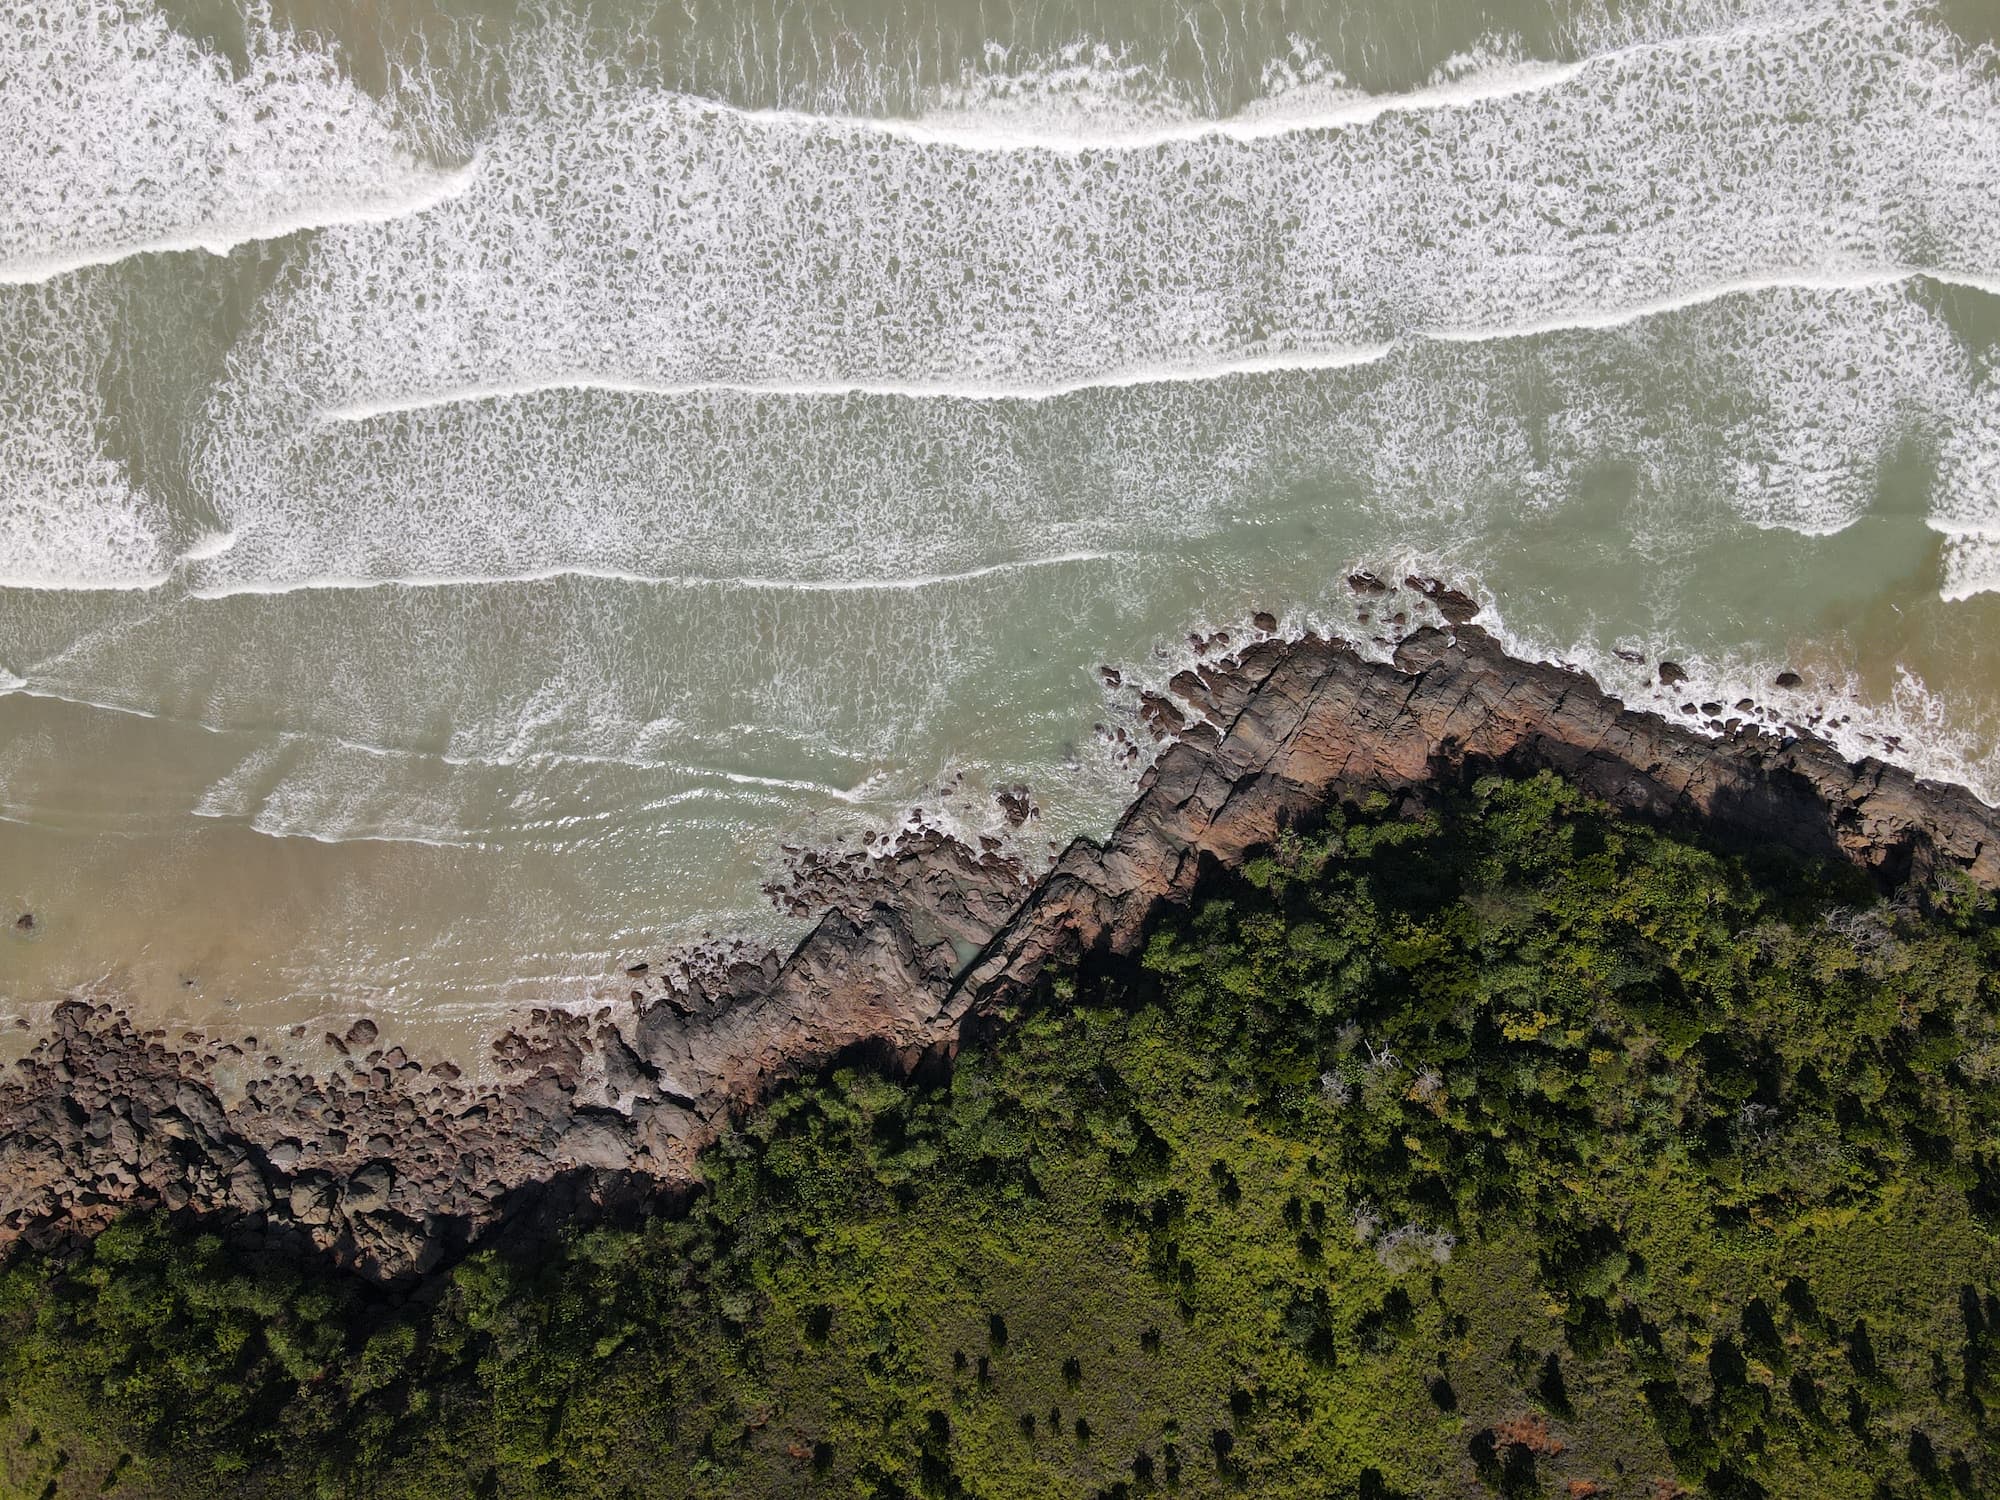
[4,773,1998,1498]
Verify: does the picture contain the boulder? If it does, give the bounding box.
[1403,575,1481,625]
[344,1161,395,1216]
[287,1173,338,1226]
[558,1110,634,1170]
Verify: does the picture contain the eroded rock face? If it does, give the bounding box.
[4,628,1994,1278]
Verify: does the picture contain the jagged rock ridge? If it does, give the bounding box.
[4,627,1994,1278]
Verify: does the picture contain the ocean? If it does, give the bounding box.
[3,0,1997,1052]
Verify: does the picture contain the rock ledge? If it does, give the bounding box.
[4,628,1994,1277]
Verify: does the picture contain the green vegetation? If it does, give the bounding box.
[5,772,1999,1498]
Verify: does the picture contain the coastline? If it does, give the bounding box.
[5,615,1997,1280]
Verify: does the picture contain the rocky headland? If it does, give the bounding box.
[5,617,1997,1280]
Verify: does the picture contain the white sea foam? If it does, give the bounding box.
[312,351,1399,423]
[303,267,1981,423]
[0,2,467,284]
[185,551,1122,600]
[1,663,894,815]
[0,278,174,588]
[1929,367,2000,597]
[791,5,1833,151]
[167,693,877,850]
[1938,533,2000,603]
[193,283,1981,591]
[4,565,1136,774]
[1471,591,2000,807]
[179,529,239,564]
[181,0,1998,589]
[743,51,1596,151]
[0,168,479,288]
[7,0,2000,1006]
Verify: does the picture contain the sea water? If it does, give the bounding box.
[2,0,1997,1051]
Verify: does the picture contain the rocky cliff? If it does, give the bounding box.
[5,624,1995,1278]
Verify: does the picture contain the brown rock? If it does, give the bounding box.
[344,1161,395,1215]
[559,1110,635,1170]
[4,627,1996,1283]
[996,785,1036,826]
[1136,691,1188,739]
[288,1173,339,1226]
[1659,661,1689,686]
[1403,575,1481,625]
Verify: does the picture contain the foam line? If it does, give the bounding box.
[313,352,1395,423]
[179,529,239,564]
[0,568,174,593]
[220,817,478,851]
[0,166,479,287]
[310,267,1996,424]
[187,285,1988,593]
[718,10,1836,153]
[706,770,869,801]
[0,672,881,799]
[203,767,855,849]
[1938,531,2000,602]
[1423,267,1969,341]
[184,550,1122,599]
[727,58,1590,151]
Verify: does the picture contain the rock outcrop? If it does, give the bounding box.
[4,626,1995,1278]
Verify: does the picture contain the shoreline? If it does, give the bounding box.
[5,616,1997,1279]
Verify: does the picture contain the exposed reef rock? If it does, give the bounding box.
[4,627,1996,1279]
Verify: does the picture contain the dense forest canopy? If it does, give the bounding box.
[4,772,1997,1498]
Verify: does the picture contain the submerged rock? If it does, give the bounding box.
[996,784,1036,826]
[1403,575,1481,625]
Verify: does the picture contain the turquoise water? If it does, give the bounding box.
[2,0,1997,1045]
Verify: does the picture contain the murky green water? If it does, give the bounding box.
[3,0,1997,1045]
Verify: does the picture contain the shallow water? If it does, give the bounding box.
[3,0,1997,1043]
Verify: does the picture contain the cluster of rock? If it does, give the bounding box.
[4,622,1995,1280]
